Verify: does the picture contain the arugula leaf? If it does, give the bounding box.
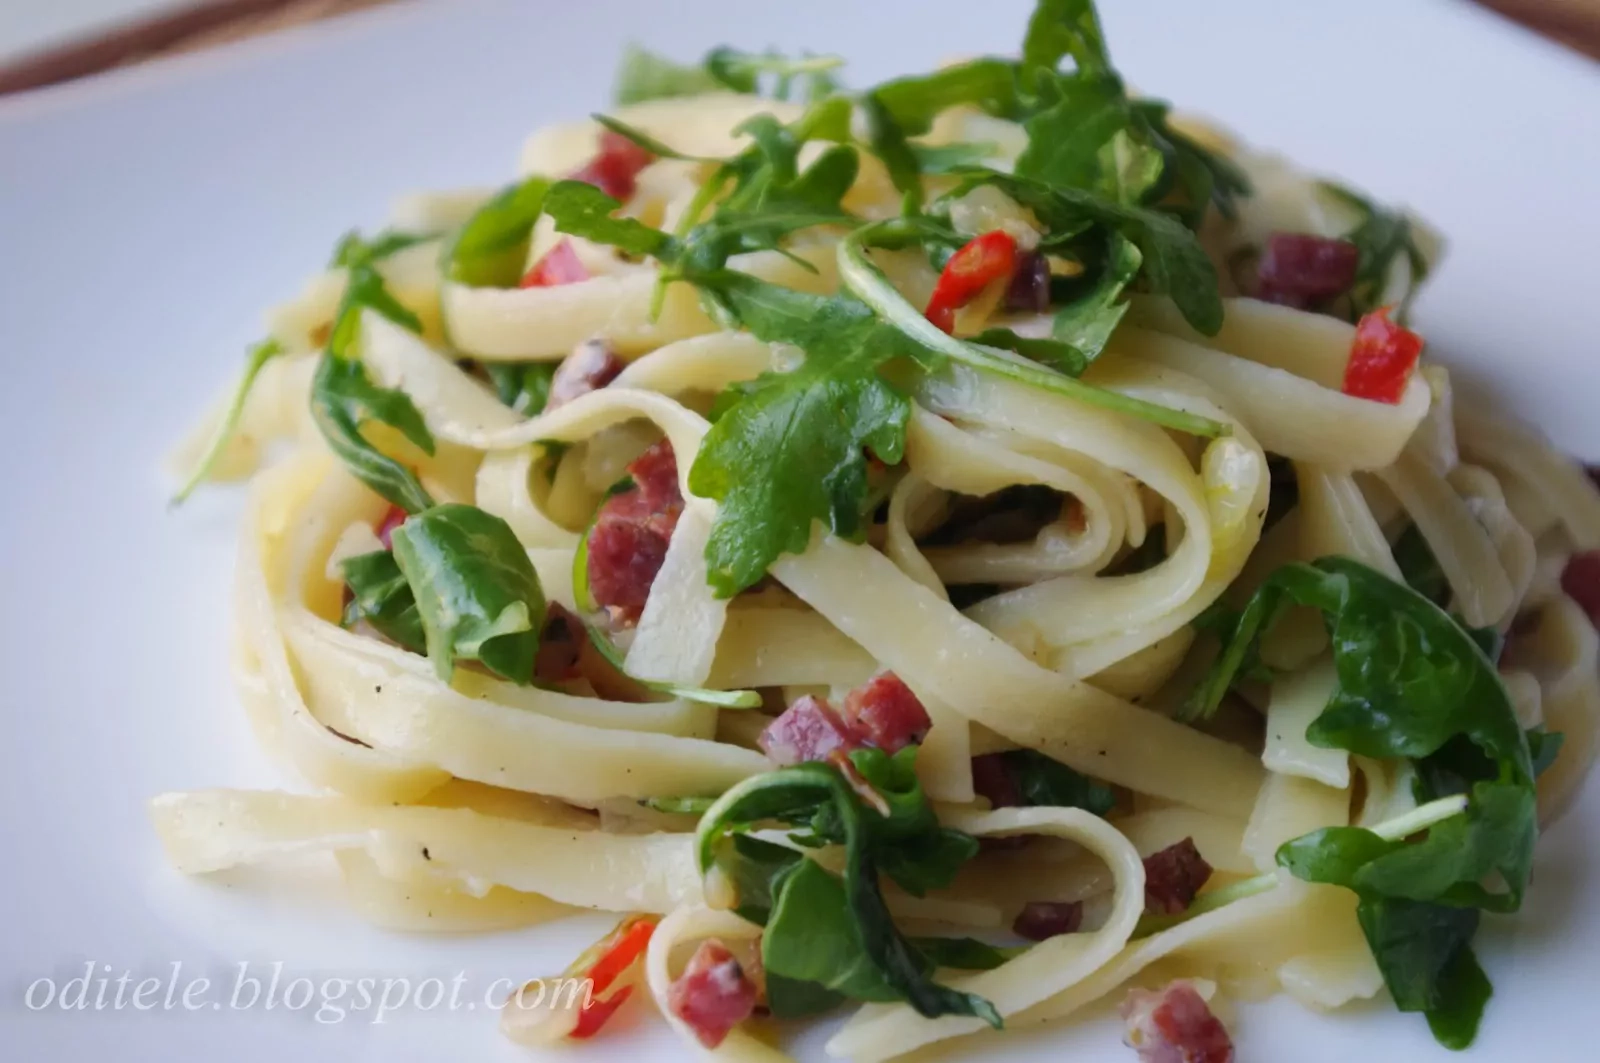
[1015,76,1153,202]
[340,549,425,652]
[443,177,551,287]
[331,229,430,269]
[838,225,1226,436]
[911,140,1002,174]
[696,757,999,1026]
[1135,101,1251,222]
[869,59,1023,133]
[705,47,845,101]
[995,748,1116,814]
[860,93,923,208]
[389,504,545,683]
[909,937,1016,971]
[956,170,1223,334]
[591,114,708,162]
[764,859,905,1005]
[686,273,930,596]
[1051,230,1141,359]
[543,179,674,257]
[720,833,803,924]
[613,43,723,105]
[1020,0,1111,78]
[1357,896,1487,1047]
[1192,555,1533,1049]
[309,264,436,514]
[968,327,1087,377]
[1319,181,1431,323]
[171,337,286,505]
[483,362,557,417]
[1196,557,1532,784]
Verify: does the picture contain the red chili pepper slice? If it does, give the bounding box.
[584,916,656,998]
[519,238,591,289]
[557,915,656,1040]
[569,985,636,1040]
[924,230,1019,334]
[1342,307,1424,404]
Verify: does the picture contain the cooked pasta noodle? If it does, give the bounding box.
[154,4,1600,1060]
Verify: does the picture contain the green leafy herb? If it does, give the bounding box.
[705,47,845,101]
[1020,0,1111,77]
[309,264,436,513]
[331,229,430,269]
[870,59,1024,133]
[389,504,546,683]
[339,549,425,652]
[967,327,1088,377]
[171,338,286,505]
[685,273,928,596]
[1191,555,1534,1048]
[443,177,551,287]
[1050,230,1141,360]
[910,140,1002,174]
[994,748,1116,814]
[543,179,673,257]
[952,170,1223,334]
[613,43,724,105]
[549,0,1243,600]
[1135,101,1252,222]
[696,752,999,1027]
[483,362,557,417]
[909,937,1017,971]
[838,224,1226,435]
[1319,181,1430,323]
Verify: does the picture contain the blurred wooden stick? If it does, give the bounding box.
[0,0,389,95]
[1477,0,1600,58]
[0,0,1594,97]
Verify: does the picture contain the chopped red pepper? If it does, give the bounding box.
[1342,307,1423,404]
[519,238,591,289]
[584,916,657,997]
[560,915,657,1040]
[925,231,1019,333]
[569,985,635,1040]
[568,130,656,202]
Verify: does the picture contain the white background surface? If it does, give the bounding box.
[0,1,1597,1060]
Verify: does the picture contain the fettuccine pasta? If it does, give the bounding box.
[155,4,1600,1061]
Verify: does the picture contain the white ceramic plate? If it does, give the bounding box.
[1,1,1595,1059]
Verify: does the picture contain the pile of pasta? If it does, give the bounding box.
[152,86,1600,1062]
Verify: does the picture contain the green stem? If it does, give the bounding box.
[649,168,731,321]
[1131,794,1472,939]
[171,338,285,504]
[835,229,1227,438]
[1369,793,1469,841]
